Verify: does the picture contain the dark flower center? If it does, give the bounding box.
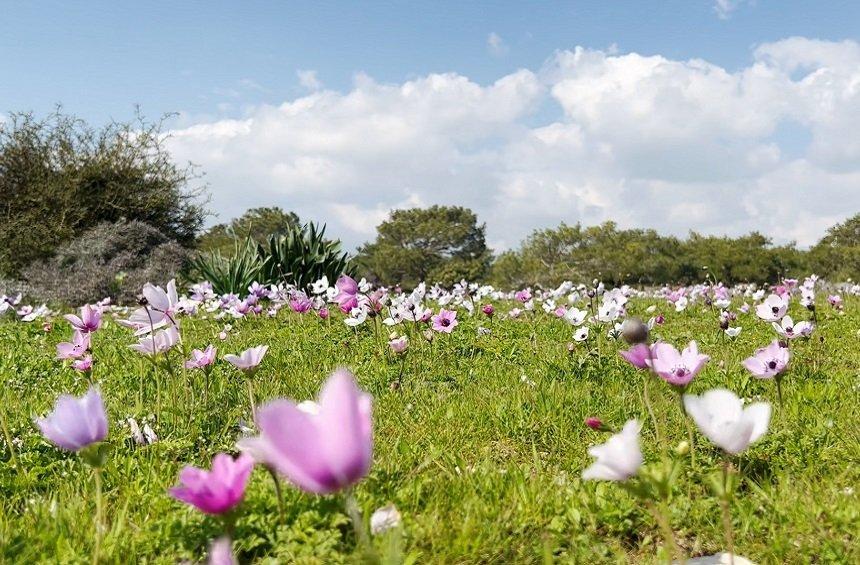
[772,306,779,314]
[767,360,778,370]
[441,319,450,326]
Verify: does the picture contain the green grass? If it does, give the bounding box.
[1,298,858,563]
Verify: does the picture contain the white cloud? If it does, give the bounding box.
[713,0,751,20]
[297,70,322,91]
[487,32,508,56]
[167,37,860,251]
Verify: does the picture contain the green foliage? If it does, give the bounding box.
[0,111,206,276]
[22,220,189,305]
[258,223,354,292]
[187,238,262,296]
[808,213,860,281]
[357,205,491,287]
[189,223,354,294]
[490,221,809,288]
[197,207,300,254]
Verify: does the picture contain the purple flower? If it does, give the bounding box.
[36,388,108,451]
[619,343,652,369]
[185,345,217,370]
[742,340,790,379]
[56,330,90,360]
[72,356,93,373]
[481,304,495,317]
[63,304,102,333]
[334,275,359,313]
[237,369,372,494]
[169,453,254,515]
[431,309,458,333]
[647,341,710,387]
[224,345,268,372]
[289,292,313,314]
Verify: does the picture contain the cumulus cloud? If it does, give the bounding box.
[166,37,860,250]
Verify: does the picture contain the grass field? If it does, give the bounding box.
[1,290,858,563]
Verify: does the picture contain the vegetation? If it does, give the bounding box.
[0,111,206,277]
[491,221,813,288]
[189,223,354,294]
[22,220,188,305]
[197,207,301,255]
[357,205,491,287]
[1,294,857,562]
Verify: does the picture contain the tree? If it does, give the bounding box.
[0,110,206,276]
[808,213,860,280]
[357,205,491,287]
[197,207,300,254]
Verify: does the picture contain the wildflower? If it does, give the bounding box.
[647,341,709,387]
[620,343,652,369]
[333,275,359,313]
[370,504,402,535]
[431,309,458,333]
[64,304,102,333]
[481,304,495,317]
[573,326,589,342]
[224,345,268,372]
[563,307,587,326]
[683,389,770,454]
[169,453,254,515]
[36,388,107,452]
[289,292,313,314]
[388,335,409,354]
[72,356,93,373]
[185,345,217,370]
[129,326,180,356]
[582,420,642,481]
[725,326,742,337]
[237,369,372,494]
[56,330,91,360]
[772,316,813,339]
[755,294,788,322]
[742,340,790,379]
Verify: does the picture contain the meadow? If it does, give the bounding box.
[0,280,858,564]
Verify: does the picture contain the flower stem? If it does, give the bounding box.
[246,378,257,422]
[677,392,695,468]
[647,499,684,564]
[268,467,285,525]
[721,458,736,565]
[92,466,104,565]
[642,373,663,447]
[344,491,370,552]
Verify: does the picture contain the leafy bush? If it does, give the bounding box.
[188,223,354,294]
[23,220,189,305]
[0,110,206,277]
[197,206,300,254]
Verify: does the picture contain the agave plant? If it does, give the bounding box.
[188,238,262,295]
[258,223,355,291]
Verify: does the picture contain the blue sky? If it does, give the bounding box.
[2,1,856,123]
[2,1,859,249]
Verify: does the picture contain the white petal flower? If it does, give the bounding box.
[683,389,770,455]
[582,420,642,481]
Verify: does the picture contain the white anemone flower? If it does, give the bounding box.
[582,420,642,481]
[683,389,770,455]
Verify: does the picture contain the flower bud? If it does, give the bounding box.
[621,318,649,345]
[675,440,690,456]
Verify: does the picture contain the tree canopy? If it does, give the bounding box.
[197,206,301,254]
[357,205,491,287]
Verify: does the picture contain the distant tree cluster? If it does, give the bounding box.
[196,206,300,254]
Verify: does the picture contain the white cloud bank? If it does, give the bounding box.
[166,37,860,250]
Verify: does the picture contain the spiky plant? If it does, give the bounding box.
[258,223,355,291]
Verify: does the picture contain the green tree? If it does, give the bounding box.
[0,110,206,276]
[197,206,300,254]
[357,205,491,287]
[808,213,860,280]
